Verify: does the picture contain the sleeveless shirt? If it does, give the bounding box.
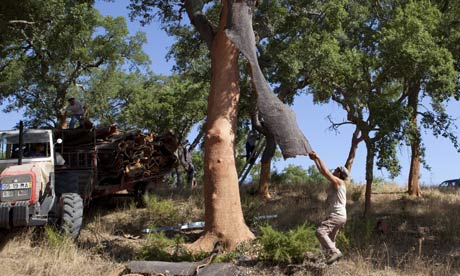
[326,181,347,218]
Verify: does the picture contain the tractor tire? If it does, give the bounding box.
[60,193,83,240]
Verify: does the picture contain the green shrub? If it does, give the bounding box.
[144,195,178,223]
[258,224,318,264]
[139,231,207,262]
[44,226,70,248]
[214,241,253,263]
[335,230,350,253]
[351,190,361,202]
[139,231,176,261]
[343,217,376,249]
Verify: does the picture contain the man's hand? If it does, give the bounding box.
[309,151,318,160]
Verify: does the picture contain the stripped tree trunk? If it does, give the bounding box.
[364,136,374,217]
[186,0,310,251]
[189,1,255,251]
[57,112,67,129]
[407,86,422,197]
[344,127,362,173]
[258,160,272,198]
[258,135,275,199]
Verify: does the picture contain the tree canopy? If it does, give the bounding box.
[0,0,148,128]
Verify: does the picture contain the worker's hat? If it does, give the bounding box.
[336,166,349,180]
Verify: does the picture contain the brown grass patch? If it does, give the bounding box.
[1,183,459,275]
[0,229,113,276]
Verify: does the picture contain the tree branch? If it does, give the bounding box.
[8,20,35,25]
[183,0,216,49]
[274,77,309,103]
[327,115,354,132]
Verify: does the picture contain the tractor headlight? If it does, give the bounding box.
[17,189,30,197]
[2,190,14,198]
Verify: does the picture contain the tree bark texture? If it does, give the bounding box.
[407,87,422,197]
[258,135,275,199]
[364,138,374,217]
[57,113,67,129]
[344,127,362,173]
[258,160,272,199]
[189,0,255,252]
[224,0,312,159]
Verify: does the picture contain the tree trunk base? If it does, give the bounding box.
[258,190,272,200]
[187,229,255,253]
[408,189,422,197]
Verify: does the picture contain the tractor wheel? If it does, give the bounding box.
[60,193,83,240]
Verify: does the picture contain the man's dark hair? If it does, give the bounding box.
[336,166,349,180]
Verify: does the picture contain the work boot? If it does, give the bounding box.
[326,252,343,265]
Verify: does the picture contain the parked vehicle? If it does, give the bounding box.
[0,123,177,239]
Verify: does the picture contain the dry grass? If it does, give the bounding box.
[0,229,114,276]
[240,181,460,275]
[1,183,459,275]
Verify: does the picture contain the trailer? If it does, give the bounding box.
[0,124,178,239]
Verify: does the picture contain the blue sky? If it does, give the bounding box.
[2,0,460,186]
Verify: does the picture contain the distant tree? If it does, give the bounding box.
[379,0,458,196]
[126,75,207,138]
[0,0,148,128]
[79,70,146,128]
[251,0,458,215]
[306,165,327,184]
[279,165,309,186]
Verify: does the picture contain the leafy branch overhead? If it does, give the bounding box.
[0,0,149,128]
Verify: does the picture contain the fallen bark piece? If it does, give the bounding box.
[197,263,240,276]
[127,261,198,275]
[126,261,240,276]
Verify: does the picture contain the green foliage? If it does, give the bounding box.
[139,232,179,261]
[191,149,204,184]
[0,0,149,127]
[87,70,208,140]
[351,190,361,202]
[335,230,350,253]
[271,165,327,187]
[44,226,70,248]
[123,74,208,138]
[214,241,253,263]
[139,232,207,262]
[258,224,318,264]
[343,217,377,250]
[256,0,458,185]
[143,195,179,224]
[277,165,309,186]
[306,165,327,184]
[84,70,148,129]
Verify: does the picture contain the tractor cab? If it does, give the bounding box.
[0,129,57,228]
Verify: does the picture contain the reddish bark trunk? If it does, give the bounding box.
[364,137,374,217]
[189,5,254,251]
[344,127,362,173]
[258,160,272,199]
[408,142,422,196]
[57,113,67,129]
[407,89,422,197]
